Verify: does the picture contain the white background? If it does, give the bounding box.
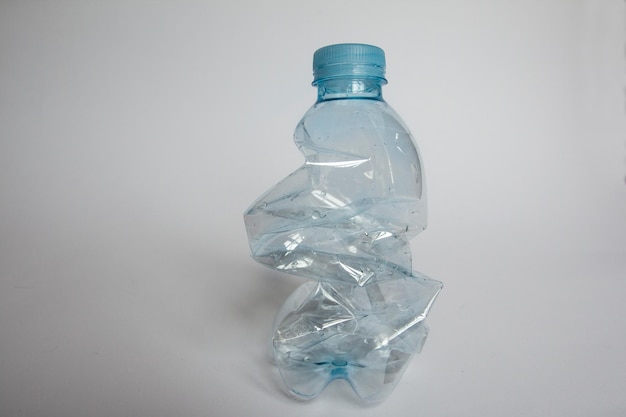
[1,1,625,416]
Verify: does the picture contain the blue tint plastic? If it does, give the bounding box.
[312,43,387,85]
[244,43,442,403]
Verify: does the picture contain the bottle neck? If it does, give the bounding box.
[315,78,384,102]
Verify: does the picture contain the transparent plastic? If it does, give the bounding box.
[244,44,442,403]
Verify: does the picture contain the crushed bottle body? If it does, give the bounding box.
[244,44,442,402]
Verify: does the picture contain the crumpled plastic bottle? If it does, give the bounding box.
[244,43,442,403]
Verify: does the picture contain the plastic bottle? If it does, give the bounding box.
[244,43,442,402]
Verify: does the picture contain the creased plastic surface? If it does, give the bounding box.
[244,99,442,402]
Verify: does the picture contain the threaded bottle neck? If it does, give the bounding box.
[315,77,384,102]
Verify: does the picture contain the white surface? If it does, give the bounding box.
[1,1,625,416]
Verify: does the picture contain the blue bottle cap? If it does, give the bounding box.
[312,43,387,85]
